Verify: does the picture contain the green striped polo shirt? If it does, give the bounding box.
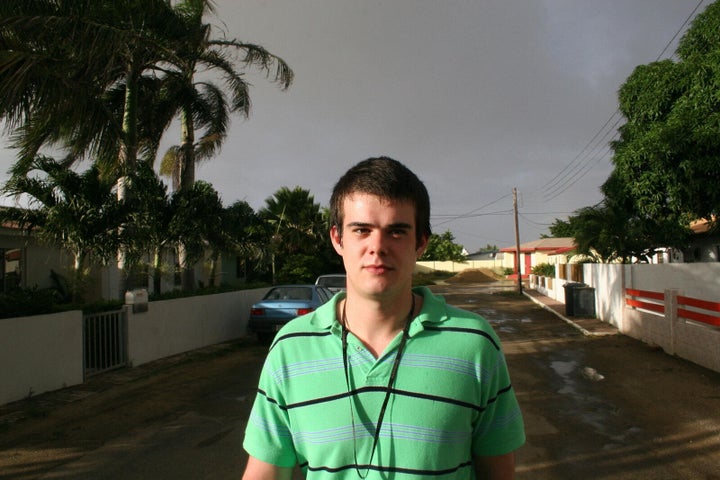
[243,286,525,479]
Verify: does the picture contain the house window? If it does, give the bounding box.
[1,248,22,292]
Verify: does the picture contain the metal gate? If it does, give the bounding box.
[83,309,128,379]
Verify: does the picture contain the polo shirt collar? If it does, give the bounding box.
[311,286,449,338]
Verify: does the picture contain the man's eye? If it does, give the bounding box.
[390,229,408,237]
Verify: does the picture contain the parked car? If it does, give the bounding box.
[248,284,334,343]
[315,273,347,293]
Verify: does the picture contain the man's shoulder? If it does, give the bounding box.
[416,286,489,324]
[415,286,500,348]
[267,296,338,351]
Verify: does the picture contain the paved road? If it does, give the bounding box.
[1,283,719,479]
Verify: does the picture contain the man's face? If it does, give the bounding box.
[330,193,428,301]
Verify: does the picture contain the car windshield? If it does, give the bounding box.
[317,276,345,288]
[265,287,313,301]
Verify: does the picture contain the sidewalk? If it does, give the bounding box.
[523,289,618,336]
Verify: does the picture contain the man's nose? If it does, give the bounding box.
[368,231,388,255]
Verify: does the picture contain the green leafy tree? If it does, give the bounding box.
[545,219,575,238]
[612,1,720,230]
[555,172,691,263]
[0,157,123,301]
[419,230,466,262]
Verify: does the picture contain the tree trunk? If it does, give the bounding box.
[178,105,196,291]
[116,66,139,298]
[72,251,85,304]
[152,248,162,295]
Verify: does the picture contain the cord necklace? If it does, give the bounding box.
[340,294,415,478]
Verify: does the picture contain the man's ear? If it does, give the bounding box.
[330,225,344,255]
[416,234,429,258]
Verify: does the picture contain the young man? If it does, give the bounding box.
[243,157,525,479]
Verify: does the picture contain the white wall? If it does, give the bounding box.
[619,263,720,303]
[127,287,268,367]
[415,259,502,273]
[1,287,269,406]
[584,263,624,329]
[530,262,720,373]
[0,310,84,405]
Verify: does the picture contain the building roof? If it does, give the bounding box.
[500,237,576,254]
[689,217,717,234]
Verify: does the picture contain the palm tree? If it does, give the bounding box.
[169,181,225,289]
[158,0,293,290]
[259,187,325,283]
[0,0,182,173]
[118,162,177,294]
[0,1,294,293]
[220,200,268,283]
[0,0,186,296]
[0,156,123,302]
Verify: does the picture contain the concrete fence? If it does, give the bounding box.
[0,287,268,406]
[0,310,84,406]
[529,262,720,373]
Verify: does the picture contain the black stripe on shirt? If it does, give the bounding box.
[259,384,514,414]
[270,331,331,350]
[422,325,500,350]
[303,459,474,476]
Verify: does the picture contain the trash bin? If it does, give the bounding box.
[563,282,586,317]
[573,286,596,317]
[563,282,596,317]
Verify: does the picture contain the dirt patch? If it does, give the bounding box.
[444,268,504,283]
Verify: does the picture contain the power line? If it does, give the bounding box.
[432,209,513,220]
[538,0,707,202]
[542,117,621,201]
[431,193,512,228]
[519,213,554,227]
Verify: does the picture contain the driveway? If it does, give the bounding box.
[1,283,719,479]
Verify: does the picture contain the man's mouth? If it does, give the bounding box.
[364,264,393,274]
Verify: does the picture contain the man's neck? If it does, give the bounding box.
[341,290,417,357]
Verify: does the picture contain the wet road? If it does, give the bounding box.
[1,283,719,479]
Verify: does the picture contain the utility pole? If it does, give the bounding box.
[513,187,523,294]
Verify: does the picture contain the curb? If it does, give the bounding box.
[523,291,615,337]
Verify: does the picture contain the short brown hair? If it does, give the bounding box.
[329,156,431,245]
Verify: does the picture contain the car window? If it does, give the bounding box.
[265,288,283,300]
[265,287,312,300]
[317,275,346,289]
[317,287,332,302]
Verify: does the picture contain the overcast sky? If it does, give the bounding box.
[0,0,710,251]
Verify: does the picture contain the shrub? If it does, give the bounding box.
[532,263,556,277]
[0,287,61,319]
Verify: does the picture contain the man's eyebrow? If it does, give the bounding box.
[346,221,413,229]
[387,222,413,230]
